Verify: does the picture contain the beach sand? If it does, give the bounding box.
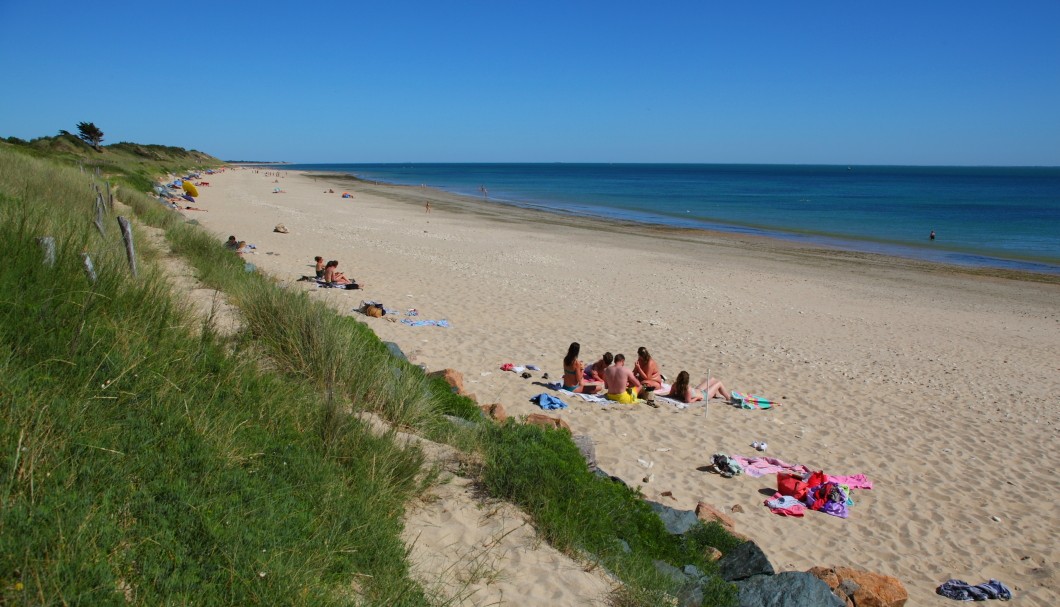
[179,167,1059,605]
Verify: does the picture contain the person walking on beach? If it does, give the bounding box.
[603,354,642,404]
[479,185,488,199]
[425,201,431,213]
[930,230,936,241]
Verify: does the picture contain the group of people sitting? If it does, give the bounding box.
[562,342,730,405]
[314,256,362,289]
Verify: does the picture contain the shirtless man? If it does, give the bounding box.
[603,354,642,404]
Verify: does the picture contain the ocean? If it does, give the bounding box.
[280,163,1060,275]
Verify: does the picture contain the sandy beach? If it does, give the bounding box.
[176,167,1059,606]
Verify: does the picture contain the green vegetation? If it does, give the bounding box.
[0,138,741,606]
[1,132,220,194]
[76,121,105,151]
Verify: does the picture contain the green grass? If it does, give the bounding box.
[0,147,432,605]
[1,140,743,606]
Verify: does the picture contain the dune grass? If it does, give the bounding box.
[0,147,433,605]
[2,142,742,606]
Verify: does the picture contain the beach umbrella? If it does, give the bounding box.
[182,181,200,197]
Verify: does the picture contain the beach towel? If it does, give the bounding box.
[764,493,806,517]
[936,579,1012,601]
[530,393,568,410]
[732,456,812,478]
[828,473,874,490]
[398,317,447,326]
[730,391,777,409]
[549,383,609,403]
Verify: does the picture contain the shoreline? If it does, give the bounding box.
[304,171,1060,285]
[188,167,1060,605]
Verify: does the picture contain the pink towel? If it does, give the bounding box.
[827,473,873,490]
[732,456,811,478]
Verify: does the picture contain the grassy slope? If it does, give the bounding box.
[0,140,740,606]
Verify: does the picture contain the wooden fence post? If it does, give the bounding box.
[81,252,97,283]
[106,181,113,210]
[94,194,106,236]
[116,216,137,278]
[37,236,56,266]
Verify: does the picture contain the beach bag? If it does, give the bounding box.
[777,472,808,500]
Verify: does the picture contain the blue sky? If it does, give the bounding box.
[1,1,1058,165]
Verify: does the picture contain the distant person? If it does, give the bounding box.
[425,201,431,213]
[323,260,352,285]
[667,370,731,403]
[479,185,488,199]
[562,342,601,394]
[633,347,663,391]
[224,235,239,250]
[314,256,325,279]
[603,353,642,404]
[930,230,936,241]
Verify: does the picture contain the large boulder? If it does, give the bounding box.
[808,566,908,607]
[736,572,845,607]
[524,413,571,432]
[718,541,775,582]
[428,368,465,395]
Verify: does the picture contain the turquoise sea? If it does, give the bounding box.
[281,163,1060,275]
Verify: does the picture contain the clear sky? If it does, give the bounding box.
[1,1,1058,165]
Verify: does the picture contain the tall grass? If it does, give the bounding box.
[0,148,432,605]
[2,142,745,605]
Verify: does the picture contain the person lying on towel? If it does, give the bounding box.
[666,370,731,403]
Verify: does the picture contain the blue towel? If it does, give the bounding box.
[530,393,568,410]
[936,579,1012,601]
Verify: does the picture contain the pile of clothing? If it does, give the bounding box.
[765,470,857,518]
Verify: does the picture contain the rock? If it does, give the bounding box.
[696,502,737,531]
[808,566,909,607]
[704,547,724,562]
[273,223,289,233]
[718,541,775,582]
[383,341,407,361]
[736,572,845,607]
[478,403,508,423]
[647,501,700,535]
[428,368,466,395]
[524,413,571,432]
[731,504,744,513]
[571,434,597,471]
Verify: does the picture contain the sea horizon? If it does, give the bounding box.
[274,162,1060,275]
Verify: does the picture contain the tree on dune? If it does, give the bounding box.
[76,121,104,151]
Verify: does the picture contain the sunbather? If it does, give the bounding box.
[633,347,663,391]
[603,353,642,403]
[314,256,325,279]
[562,342,601,394]
[667,370,731,403]
[323,260,352,285]
[585,352,613,383]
